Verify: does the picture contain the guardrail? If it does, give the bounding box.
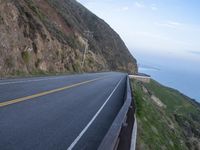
[98,75,136,150]
[130,115,137,150]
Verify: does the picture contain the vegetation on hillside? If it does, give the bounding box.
[131,79,200,150]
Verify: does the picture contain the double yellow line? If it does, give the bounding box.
[0,77,103,108]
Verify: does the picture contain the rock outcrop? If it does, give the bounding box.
[0,0,137,77]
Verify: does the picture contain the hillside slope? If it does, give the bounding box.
[0,0,137,77]
[132,80,200,150]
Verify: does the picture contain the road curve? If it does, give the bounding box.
[0,72,127,150]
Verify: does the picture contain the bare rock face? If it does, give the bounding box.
[0,0,137,77]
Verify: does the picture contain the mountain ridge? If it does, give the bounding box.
[0,0,137,77]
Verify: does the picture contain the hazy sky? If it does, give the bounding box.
[77,0,200,61]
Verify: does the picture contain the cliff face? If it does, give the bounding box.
[0,0,137,77]
[132,80,200,150]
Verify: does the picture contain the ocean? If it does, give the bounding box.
[134,51,200,102]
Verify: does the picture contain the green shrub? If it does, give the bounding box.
[73,62,81,72]
[25,0,46,21]
[35,58,41,68]
[21,51,30,64]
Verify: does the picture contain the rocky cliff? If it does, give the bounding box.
[0,0,137,77]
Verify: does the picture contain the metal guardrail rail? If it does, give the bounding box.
[130,115,137,150]
[98,75,136,150]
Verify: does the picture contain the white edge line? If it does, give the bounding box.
[0,76,68,85]
[0,75,108,85]
[67,77,123,150]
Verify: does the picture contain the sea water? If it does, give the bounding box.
[134,51,200,102]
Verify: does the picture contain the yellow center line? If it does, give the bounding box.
[0,77,104,108]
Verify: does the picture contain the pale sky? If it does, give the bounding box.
[77,0,200,61]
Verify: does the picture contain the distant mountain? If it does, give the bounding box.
[132,79,200,150]
[0,0,137,77]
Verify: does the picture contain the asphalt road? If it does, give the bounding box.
[0,72,127,150]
